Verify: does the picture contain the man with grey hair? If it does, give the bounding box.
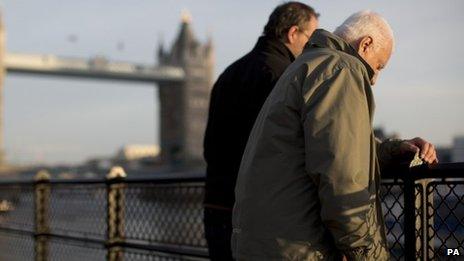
[232,11,437,260]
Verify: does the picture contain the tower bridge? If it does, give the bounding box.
[4,53,185,83]
[0,13,214,167]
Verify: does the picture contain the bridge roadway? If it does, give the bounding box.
[4,53,185,84]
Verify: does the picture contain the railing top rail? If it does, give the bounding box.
[411,162,464,179]
[0,162,462,186]
[0,171,206,185]
[382,162,464,180]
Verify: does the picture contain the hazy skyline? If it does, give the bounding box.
[1,0,463,164]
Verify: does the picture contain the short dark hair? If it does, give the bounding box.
[263,2,318,41]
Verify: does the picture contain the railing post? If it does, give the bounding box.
[414,179,432,260]
[106,166,126,261]
[404,165,435,261]
[403,171,417,260]
[421,179,434,260]
[34,170,51,261]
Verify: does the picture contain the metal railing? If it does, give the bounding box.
[381,162,464,260]
[0,163,463,260]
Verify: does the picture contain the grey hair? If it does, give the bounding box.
[334,10,394,52]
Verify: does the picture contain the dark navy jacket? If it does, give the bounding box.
[203,36,295,208]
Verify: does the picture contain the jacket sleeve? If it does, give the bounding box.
[303,67,373,258]
[376,138,405,171]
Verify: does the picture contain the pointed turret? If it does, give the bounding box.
[157,34,166,64]
[157,11,215,167]
[204,32,214,62]
[164,10,201,66]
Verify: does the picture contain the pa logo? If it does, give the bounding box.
[447,248,460,256]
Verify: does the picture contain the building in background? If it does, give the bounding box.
[452,136,464,162]
[436,146,452,163]
[115,145,160,161]
[158,12,214,168]
[113,144,161,169]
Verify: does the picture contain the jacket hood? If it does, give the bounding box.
[307,29,375,80]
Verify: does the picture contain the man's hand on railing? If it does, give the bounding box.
[399,137,438,164]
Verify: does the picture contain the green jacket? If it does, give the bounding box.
[232,29,401,260]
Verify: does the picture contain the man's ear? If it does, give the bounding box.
[358,36,373,53]
[286,25,299,44]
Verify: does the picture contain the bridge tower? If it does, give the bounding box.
[158,12,214,167]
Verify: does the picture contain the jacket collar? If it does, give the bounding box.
[306,29,375,80]
[253,36,295,63]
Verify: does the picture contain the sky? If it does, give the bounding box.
[0,0,463,165]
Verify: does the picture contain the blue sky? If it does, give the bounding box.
[1,0,463,164]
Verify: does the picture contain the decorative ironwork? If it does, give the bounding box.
[0,163,462,260]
